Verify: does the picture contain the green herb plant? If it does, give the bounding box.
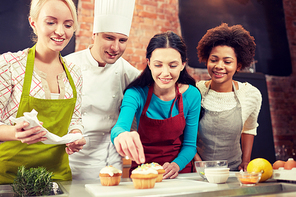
[12,166,53,196]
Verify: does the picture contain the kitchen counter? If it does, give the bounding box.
[2,172,296,197]
[57,172,296,197]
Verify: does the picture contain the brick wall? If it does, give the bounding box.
[75,0,296,156]
[268,0,296,153]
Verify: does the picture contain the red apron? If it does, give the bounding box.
[130,84,192,173]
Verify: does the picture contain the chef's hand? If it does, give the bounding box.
[163,162,179,179]
[14,121,47,144]
[192,153,202,172]
[193,153,202,161]
[66,129,86,155]
[238,161,249,171]
[114,131,145,164]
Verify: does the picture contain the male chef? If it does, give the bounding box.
[65,0,140,180]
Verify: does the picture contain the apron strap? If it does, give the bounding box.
[16,46,35,118]
[22,45,35,96]
[141,85,154,115]
[169,85,183,117]
[60,54,77,98]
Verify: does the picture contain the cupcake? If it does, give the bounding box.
[99,165,122,186]
[130,164,158,189]
[148,162,166,182]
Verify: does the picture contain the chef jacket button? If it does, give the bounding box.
[108,116,110,119]
[102,133,105,135]
[83,112,87,116]
[115,72,118,74]
[112,95,115,98]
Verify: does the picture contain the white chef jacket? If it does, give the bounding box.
[65,46,140,180]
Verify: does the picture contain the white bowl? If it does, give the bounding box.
[205,171,229,184]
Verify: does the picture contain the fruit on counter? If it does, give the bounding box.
[247,158,273,182]
[284,158,296,170]
[12,166,53,196]
[272,160,286,169]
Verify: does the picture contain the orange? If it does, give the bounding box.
[247,158,273,182]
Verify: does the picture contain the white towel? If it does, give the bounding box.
[9,109,83,144]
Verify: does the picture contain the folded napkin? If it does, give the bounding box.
[9,109,83,144]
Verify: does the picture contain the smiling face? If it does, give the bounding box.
[91,32,128,67]
[148,48,185,93]
[29,0,74,53]
[207,45,242,91]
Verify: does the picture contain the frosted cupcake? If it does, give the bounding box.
[148,162,166,182]
[130,164,158,189]
[99,165,122,186]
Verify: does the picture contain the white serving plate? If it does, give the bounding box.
[85,179,217,196]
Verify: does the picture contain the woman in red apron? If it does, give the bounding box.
[111,32,201,179]
[0,0,85,184]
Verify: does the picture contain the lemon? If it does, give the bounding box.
[247,158,273,182]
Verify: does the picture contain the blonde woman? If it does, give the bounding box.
[0,0,85,184]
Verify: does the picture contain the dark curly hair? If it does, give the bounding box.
[196,23,256,70]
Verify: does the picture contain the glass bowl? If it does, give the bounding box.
[235,171,262,186]
[194,160,228,180]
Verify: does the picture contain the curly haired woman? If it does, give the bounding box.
[194,23,262,171]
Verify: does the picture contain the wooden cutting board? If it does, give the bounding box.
[85,179,217,196]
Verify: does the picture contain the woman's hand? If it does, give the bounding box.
[15,121,47,144]
[114,131,145,164]
[163,162,180,179]
[238,161,249,171]
[65,129,86,155]
[239,133,254,171]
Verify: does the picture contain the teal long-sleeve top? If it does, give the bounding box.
[111,85,201,171]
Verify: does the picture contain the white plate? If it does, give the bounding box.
[85,179,217,196]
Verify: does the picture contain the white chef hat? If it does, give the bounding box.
[93,0,136,36]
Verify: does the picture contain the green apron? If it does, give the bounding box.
[0,45,77,184]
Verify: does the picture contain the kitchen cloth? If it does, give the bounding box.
[9,109,83,144]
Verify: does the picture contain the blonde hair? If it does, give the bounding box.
[30,0,78,31]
